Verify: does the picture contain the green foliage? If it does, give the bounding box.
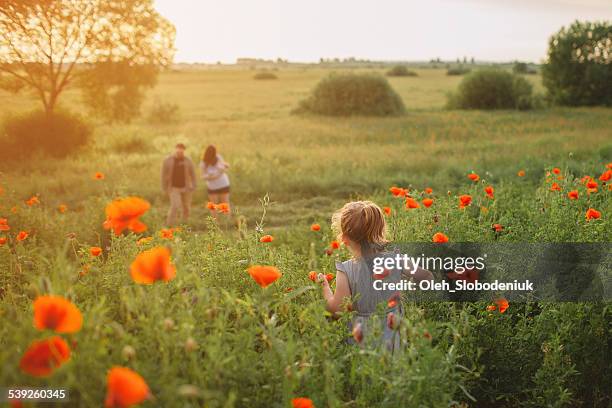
[253,72,278,80]
[542,21,612,106]
[146,99,181,125]
[294,73,405,116]
[0,110,91,159]
[447,66,471,76]
[447,69,534,110]
[386,65,418,77]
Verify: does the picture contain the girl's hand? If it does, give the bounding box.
[316,273,329,286]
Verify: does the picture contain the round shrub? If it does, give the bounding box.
[386,65,418,77]
[147,99,181,124]
[0,110,91,159]
[253,72,278,80]
[447,67,471,76]
[447,69,534,110]
[294,73,405,116]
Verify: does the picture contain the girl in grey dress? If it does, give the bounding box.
[316,201,433,352]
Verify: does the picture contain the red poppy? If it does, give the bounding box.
[26,196,40,206]
[0,237,7,246]
[387,294,399,308]
[467,173,479,182]
[103,197,150,236]
[58,204,68,213]
[292,398,314,408]
[386,312,399,330]
[486,305,496,311]
[33,295,83,333]
[325,273,334,282]
[580,175,593,184]
[90,246,102,257]
[389,186,408,197]
[330,240,340,250]
[160,228,174,239]
[206,201,216,210]
[105,366,151,408]
[422,198,433,208]
[495,298,509,313]
[567,190,579,200]
[405,197,420,209]
[585,208,601,221]
[517,170,525,177]
[549,183,561,192]
[382,206,391,216]
[308,271,317,282]
[484,186,494,199]
[94,172,105,180]
[130,247,176,284]
[259,235,274,243]
[552,167,561,175]
[492,223,503,233]
[19,336,70,377]
[586,180,598,193]
[432,232,449,243]
[247,265,281,288]
[215,202,230,214]
[458,195,472,209]
[424,187,433,194]
[599,170,611,182]
[310,223,321,231]
[352,322,363,344]
[0,218,9,231]
[16,231,28,241]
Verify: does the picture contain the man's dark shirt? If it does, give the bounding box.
[172,157,186,188]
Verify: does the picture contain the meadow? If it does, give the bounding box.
[0,67,611,407]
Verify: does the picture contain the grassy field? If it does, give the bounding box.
[0,68,611,407]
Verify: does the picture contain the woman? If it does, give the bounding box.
[200,145,231,215]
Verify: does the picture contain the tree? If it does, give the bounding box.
[0,0,175,119]
[542,20,612,106]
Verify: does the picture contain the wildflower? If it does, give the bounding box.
[19,336,70,377]
[352,322,363,343]
[215,203,230,213]
[567,190,579,200]
[386,312,399,330]
[26,196,40,206]
[599,170,611,182]
[130,247,176,284]
[484,186,494,199]
[159,228,174,239]
[387,294,399,308]
[495,298,509,313]
[16,231,28,241]
[310,223,321,231]
[586,180,598,193]
[33,295,83,333]
[549,182,561,192]
[467,173,479,182]
[330,240,340,250]
[10,206,18,214]
[292,398,315,408]
[585,208,601,221]
[58,204,68,213]
[137,237,153,246]
[405,197,420,209]
[492,223,503,233]
[0,218,9,231]
[206,201,216,210]
[247,265,281,288]
[552,167,561,175]
[383,206,391,216]
[422,198,433,208]
[259,235,274,243]
[308,271,317,282]
[389,186,408,197]
[458,194,472,209]
[105,367,151,408]
[580,175,593,185]
[0,237,6,246]
[424,187,433,194]
[486,305,497,311]
[517,170,525,177]
[90,246,102,257]
[432,232,449,243]
[94,172,105,180]
[325,273,334,283]
[103,197,150,236]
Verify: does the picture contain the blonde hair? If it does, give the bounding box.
[331,201,388,254]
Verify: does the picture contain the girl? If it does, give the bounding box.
[200,145,231,215]
[317,201,433,351]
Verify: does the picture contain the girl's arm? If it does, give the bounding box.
[317,271,351,314]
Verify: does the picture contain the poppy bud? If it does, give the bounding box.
[122,345,136,361]
[163,318,175,331]
[184,337,198,352]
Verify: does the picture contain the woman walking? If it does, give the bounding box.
[201,145,231,216]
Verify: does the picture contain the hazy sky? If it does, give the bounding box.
[155,0,612,63]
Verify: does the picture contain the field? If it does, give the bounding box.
[0,68,611,407]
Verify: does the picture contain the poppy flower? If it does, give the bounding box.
[26,196,40,206]
[549,183,561,192]
[206,201,216,210]
[492,223,503,233]
[422,198,433,208]
[0,218,9,231]
[137,237,152,246]
[0,237,7,246]
[330,240,340,250]
[608,162,612,169]
[389,186,408,197]
[599,170,611,182]
[215,203,230,213]
[325,273,334,282]
[33,295,83,333]
[484,186,494,199]
[387,294,399,309]
[105,366,151,408]
[159,228,174,239]
[486,305,497,311]
[310,223,321,231]
[386,312,399,330]
[424,187,433,194]
[405,197,420,209]
[585,208,601,221]
[567,190,579,200]
[373,268,390,280]
[259,235,274,243]
[458,195,472,209]
[19,336,70,377]
[467,173,479,182]
[580,175,593,184]
[495,298,509,313]
[308,271,317,282]
[103,197,150,236]
[586,180,598,193]
[552,167,561,175]
[90,246,102,257]
[16,231,28,241]
[130,247,176,284]
[58,204,67,213]
[10,206,18,214]
[517,170,525,177]
[432,232,449,243]
[94,172,105,180]
[352,322,363,344]
[247,265,281,288]
[382,206,391,216]
[292,398,314,408]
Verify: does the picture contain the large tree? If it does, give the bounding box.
[0,0,175,118]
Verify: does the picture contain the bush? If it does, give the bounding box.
[386,65,418,77]
[447,69,534,110]
[542,21,612,106]
[147,99,181,124]
[447,66,471,76]
[253,72,278,80]
[294,73,405,116]
[0,110,91,159]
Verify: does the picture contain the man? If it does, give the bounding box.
[161,143,197,226]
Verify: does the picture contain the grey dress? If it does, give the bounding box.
[336,251,404,352]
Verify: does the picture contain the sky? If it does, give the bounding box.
[154,0,612,63]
